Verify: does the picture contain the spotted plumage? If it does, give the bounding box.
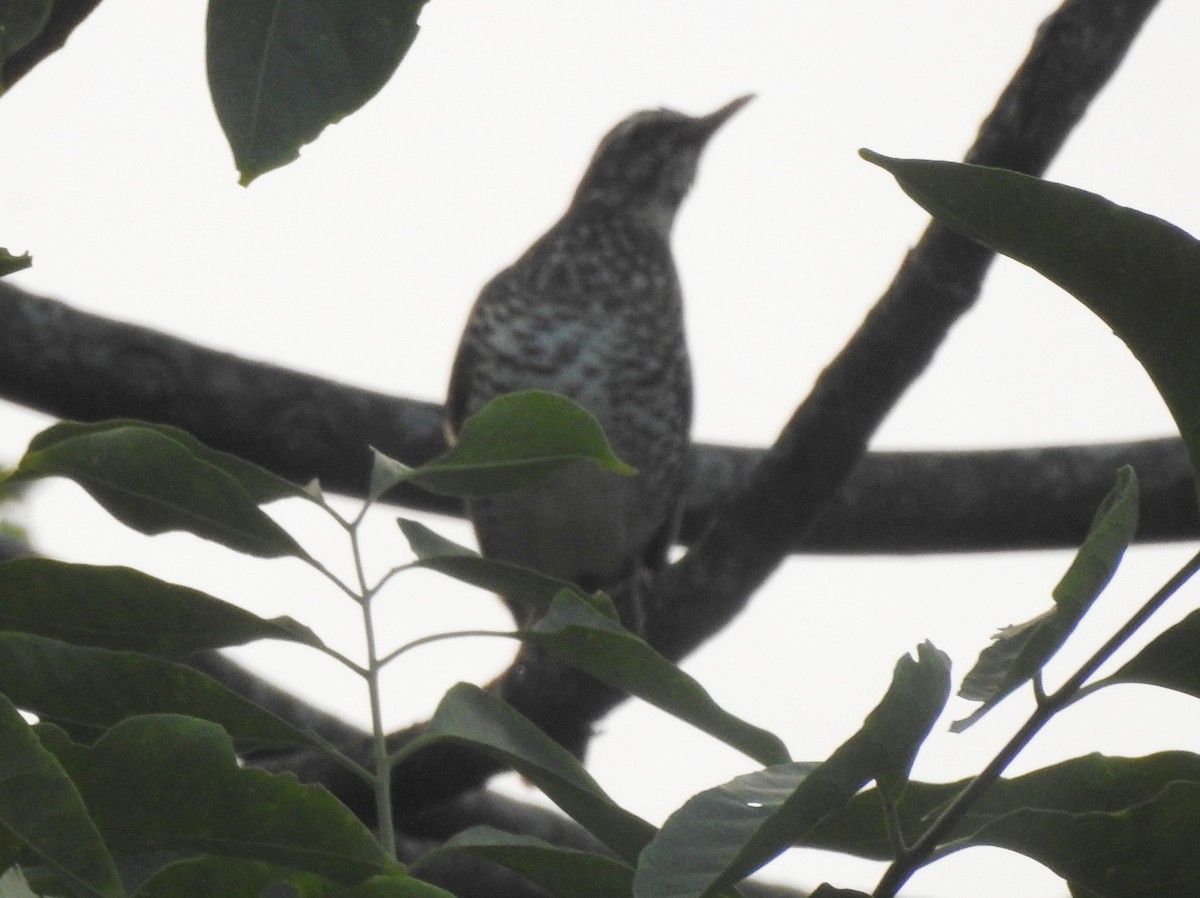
[447,96,751,626]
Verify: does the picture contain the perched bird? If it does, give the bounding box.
[446,95,751,628]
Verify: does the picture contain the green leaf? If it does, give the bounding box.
[0,249,31,277]
[0,558,323,654]
[7,420,307,558]
[528,592,789,767]
[393,683,655,863]
[862,151,1200,508]
[0,632,318,751]
[0,692,122,898]
[0,1,50,70]
[969,781,1200,898]
[418,827,633,898]
[805,751,1200,891]
[396,518,585,619]
[415,391,636,497]
[206,0,425,184]
[368,449,417,503]
[47,715,396,883]
[135,857,454,898]
[634,761,819,898]
[953,467,1138,732]
[1109,607,1200,698]
[634,643,950,897]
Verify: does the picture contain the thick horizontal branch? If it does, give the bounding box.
[1,282,1193,558]
[0,0,1173,845]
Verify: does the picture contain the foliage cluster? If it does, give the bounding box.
[3,3,1199,897]
[4,160,1200,894]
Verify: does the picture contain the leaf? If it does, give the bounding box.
[7,420,306,558]
[206,0,425,184]
[968,781,1200,898]
[0,692,121,898]
[0,249,31,277]
[953,467,1138,732]
[1109,607,1200,698]
[393,683,656,864]
[396,518,585,619]
[633,643,950,897]
[368,449,417,503]
[528,592,789,767]
[415,391,636,497]
[0,558,323,654]
[862,152,1200,509]
[0,632,318,751]
[46,715,397,883]
[0,1,51,69]
[418,827,633,898]
[804,751,1200,890]
[134,857,455,898]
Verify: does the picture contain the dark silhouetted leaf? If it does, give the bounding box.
[207,0,425,183]
[46,715,396,883]
[0,558,322,653]
[0,692,121,898]
[7,420,306,558]
[0,248,32,276]
[805,750,1200,898]
[393,684,655,864]
[953,468,1138,731]
[633,643,949,897]
[134,856,454,897]
[528,592,789,767]
[416,391,636,497]
[862,152,1200,508]
[396,518,582,619]
[1109,607,1200,698]
[418,827,632,898]
[0,632,318,751]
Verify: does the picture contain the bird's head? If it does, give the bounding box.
[572,94,753,234]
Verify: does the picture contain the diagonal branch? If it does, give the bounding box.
[653,0,1163,661]
[242,0,1167,825]
[0,0,1171,841]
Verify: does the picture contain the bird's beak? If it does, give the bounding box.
[697,94,755,136]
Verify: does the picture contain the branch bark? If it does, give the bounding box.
[202,0,1173,835]
[0,0,1173,871]
[1,281,1193,557]
[653,0,1164,661]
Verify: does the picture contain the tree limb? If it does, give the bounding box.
[0,0,1173,860]
[653,0,1163,661]
[1,0,106,89]
[1,281,1192,557]
[236,0,1172,832]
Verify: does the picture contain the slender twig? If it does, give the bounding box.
[379,629,515,669]
[874,546,1200,897]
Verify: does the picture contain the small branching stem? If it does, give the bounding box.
[874,546,1200,897]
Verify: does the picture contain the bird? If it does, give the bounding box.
[446,95,752,629]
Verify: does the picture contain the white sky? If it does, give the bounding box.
[4,2,1200,896]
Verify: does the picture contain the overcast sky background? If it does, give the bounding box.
[4,2,1200,896]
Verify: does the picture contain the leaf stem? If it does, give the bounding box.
[378,629,517,668]
[344,507,397,858]
[874,546,1200,897]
